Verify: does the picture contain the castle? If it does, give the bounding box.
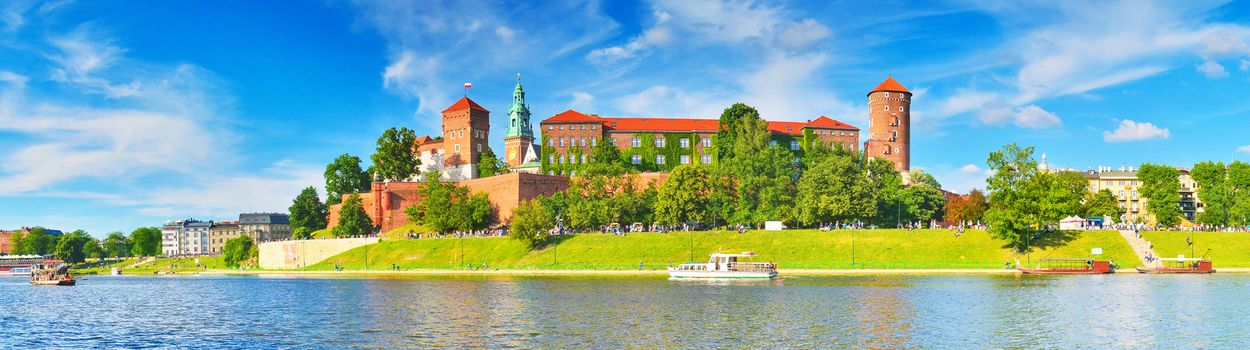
[327,76,913,231]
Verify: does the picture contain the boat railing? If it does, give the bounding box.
[726,262,776,272]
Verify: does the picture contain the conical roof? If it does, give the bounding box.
[868,76,910,95]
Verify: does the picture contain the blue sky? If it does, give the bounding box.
[2,0,1249,237]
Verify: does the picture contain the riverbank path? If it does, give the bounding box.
[126,257,156,269]
[1119,230,1158,267]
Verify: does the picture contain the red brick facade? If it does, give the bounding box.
[441,97,491,170]
[863,77,911,171]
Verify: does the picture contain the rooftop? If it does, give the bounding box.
[869,76,910,95]
[442,96,490,113]
[542,109,857,135]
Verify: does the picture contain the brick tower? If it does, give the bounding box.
[864,76,911,171]
[503,74,534,168]
[441,96,491,180]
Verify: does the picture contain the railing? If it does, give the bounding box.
[726,262,776,272]
[312,261,1011,271]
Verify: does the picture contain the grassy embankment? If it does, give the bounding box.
[1141,231,1250,266]
[306,229,1139,271]
[72,255,231,275]
[310,223,432,240]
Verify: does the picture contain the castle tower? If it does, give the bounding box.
[441,96,491,180]
[864,76,911,171]
[504,74,535,168]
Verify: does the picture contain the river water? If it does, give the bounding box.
[2,274,1247,348]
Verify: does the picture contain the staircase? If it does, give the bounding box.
[1118,230,1158,267]
[126,256,156,269]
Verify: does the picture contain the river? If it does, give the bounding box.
[2,274,1247,348]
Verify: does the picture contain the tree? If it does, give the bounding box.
[18,227,56,255]
[714,103,762,161]
[1138,163,1181,226]
[984,144,1043,252]
[289,186,328,237]
[324,153,372,205]
[719,115,797,225]
[53,230,89,265]
[1084,189,1123,219]
[867,157,905,227]
[477,147,507,177]
[655,165,721,226]
[1191,161,1230,225]
[794,153,875,226]
[370,127,421,182]
[590,136,623,165]
[223,236,255,267]
[1039,171,1089,223]
[130,227,162,257]
[907,169,942,188]
[509,199,553,247]
[333,194,376,237]
[103,232,131,258]
[1230,162,1250,226]
[8,230,26,255]
[963,189,989,222]
[900,181,947,225]
[82,236,103,260]
[405,172,495,233]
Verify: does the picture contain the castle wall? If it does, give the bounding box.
[258,237,379,269]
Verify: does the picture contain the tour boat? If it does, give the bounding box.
[1135,258,1214,274]
[29,262,76,286]
[0,255,44,276]
[668,252,778,279]
[1017,258,1114,275]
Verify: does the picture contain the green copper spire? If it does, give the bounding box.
[505,73,533,138]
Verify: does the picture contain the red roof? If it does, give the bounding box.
[806,116,859,130]
[442,97,490,113]
[766,121,807,135]
[599,117,720,132]
[543,109,603,123]
[415,135,434,144]
[869,76,910,95]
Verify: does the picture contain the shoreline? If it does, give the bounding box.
[76,267,1250,278]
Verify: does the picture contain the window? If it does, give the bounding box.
[790,140,799,151]
[580,137,587,147]
[455,144,460,152]
[631,137,641,148]
[569,155,576,164]
[680,138,690,148]
[591,125,596,130]
[884,106,890,112]
[680,155,691,164]
[900,106,906,113]
[631,154,642,164]
[769,140,777,146]
[702,137,712,147]
[559,155,565,164]
[884,92,890,97]
[559,125,565,130]
[581,154,587,163]
[656,155,666,164]
[579,125,585,130]
[701,154,712,164]
[559,138,566,147]
[655,137,666,147]
[893,117,899,126]
[476,144,481,152]
[591,137,597,146]
[548,125,554,130]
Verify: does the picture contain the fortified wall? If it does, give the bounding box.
[258,237,379,269]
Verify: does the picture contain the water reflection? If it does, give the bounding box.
[4,275,1250,348]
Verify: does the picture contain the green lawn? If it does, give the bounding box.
[308,229,1139,271]
[1141,231,1250,267]
[72,255,231,275]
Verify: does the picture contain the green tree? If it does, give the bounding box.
[963,189,989,222]
[333,194,376,237]
[324,153,372,205]
[370,127,421,182]
[984,143,1043,252]
[1084,189,1124,219]
[103,232,131,258]
[590,135,624,165]
[289,186,328,237]
[405,172,495,233]
[223,236,255,267]
[719,115,797,225]
[1138,163,1181,226]
[129,227,162,257]
[900,180,947,225]
[8,230,26,255]
[1229,161,1250,225]
[53,230,89,264]
[794,153,876,226]
[1191,161,1230,225]
[655,165,722,226]
[477,147,507,178]
[509,199,554,247]
[1039,171,1090,223]
[82,236,103,260]
[907,169,942,188]
[714,103,761,161]
[19,228,56,255]
[867,157,905,227]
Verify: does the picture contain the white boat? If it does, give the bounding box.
[668,252,778,279]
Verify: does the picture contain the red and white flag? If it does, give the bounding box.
[464,82,472,89]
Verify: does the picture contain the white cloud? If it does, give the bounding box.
[131,161,322,217]
[774,18,832,50]
[1197,60,1229,78]
[1102,119,1170,142]
[569,91,595,110]
[1237,145,1250,155]
[1014,105,1062,129]
[976,99,1014,126]
[1241,59,1250,72]
[938,89,997,117]
[494,25,515,41]
[960,164,982,173]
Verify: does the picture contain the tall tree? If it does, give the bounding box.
[223,236,255,267]
[324,153,372,205]
[1138,163,1181,227]
[8,230,26,255]
[509,198,554,247]
[1039,171,1090,223]
[794,153,876,226]
[719,115,797,225]
[1191,161,1230,225]
[714,103,762,162]
[867,157,905,227]
[900,180,947,225]
[333,194,376,237]
[477,147,507,178]
[82,236,103,260]
[130,227,162,256]
[53,230,89,264]
[962,189,989,222]
[103,232,131,258]
[1084,189,1124,219]
[289,186,328,238]
[984,143,1043,252]
[590,136,623,166]
[19,228,56,255]
[560,163,655,229]
[655,165,722,226]
[1229,161,1250,226]
[370,127,421,182]
[405,172,495,233]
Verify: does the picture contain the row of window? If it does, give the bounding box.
[557,137,598,147]
[548,124,598,131]
[448,128,487,140]
[816,130,854,136]
[628,154,712,165]
[550,153,590,164]
[882,105,906,112]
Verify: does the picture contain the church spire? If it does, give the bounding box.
[505,73,533,138]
